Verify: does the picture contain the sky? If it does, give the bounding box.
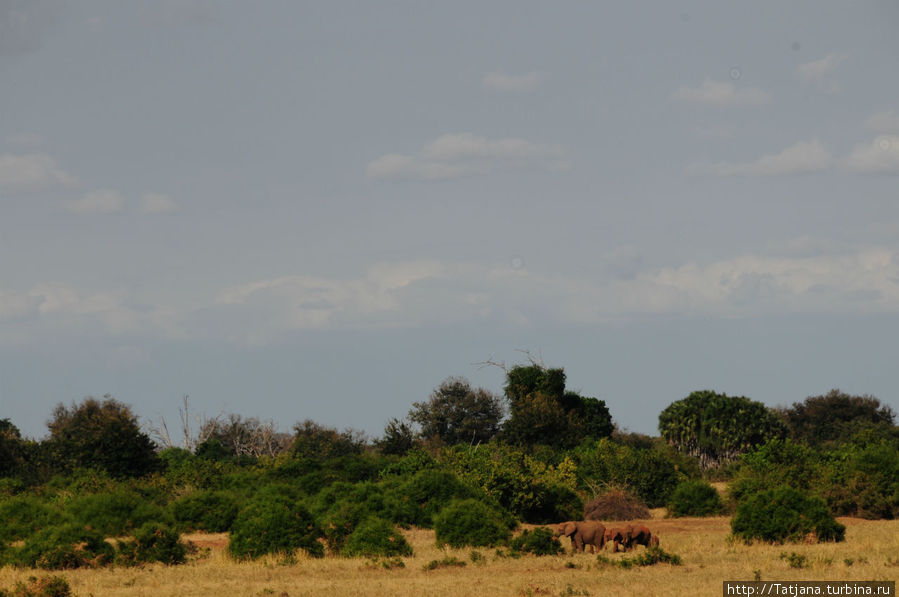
[2,1,899,442]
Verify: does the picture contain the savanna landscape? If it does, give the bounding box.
[1,363,897,596]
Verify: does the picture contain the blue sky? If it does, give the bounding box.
[2,1,898,440]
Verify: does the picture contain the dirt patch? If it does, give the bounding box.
[182,532,229,551]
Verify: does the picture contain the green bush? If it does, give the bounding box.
[433,499,510,548]
[342,517,413,557]
[116,522,187,565]
[731,487,845,543]
[667,481,723,517]
[612,546,682,568]
[393,469,481,527]
[228,495,323,560]
[509,527,563,556]
[0,575,72,597]
[575,439,681,507]
[822,440,899,519]
[171,490,239,532]
[67,490,168,536]
[0,497,70,543]
[15,524,115,569]
[440,443,580,524]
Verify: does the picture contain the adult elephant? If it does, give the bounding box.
[623,525,658,550]
[553,521,607,554]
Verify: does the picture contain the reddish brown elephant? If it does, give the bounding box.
[603,527,629,553]
[552,521,607,554]
[622,525,659,550]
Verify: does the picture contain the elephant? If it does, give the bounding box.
[621,525,659,550]
[552,521,607,554]
[603,527,629,553]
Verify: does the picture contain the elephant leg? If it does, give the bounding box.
[574,535,585,552]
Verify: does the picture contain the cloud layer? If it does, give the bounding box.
[689,139,833,176]
[0,153,76,194]
[671,79,771,106]
[366,133,568,181]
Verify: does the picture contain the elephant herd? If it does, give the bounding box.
[552,521,659,554]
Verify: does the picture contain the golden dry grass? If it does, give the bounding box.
[1,518,896,597]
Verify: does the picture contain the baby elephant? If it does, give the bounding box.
[623,525,659,550]
[603,527,629,553]
[605,525,659,552]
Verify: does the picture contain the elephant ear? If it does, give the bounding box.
[562,522,577,536]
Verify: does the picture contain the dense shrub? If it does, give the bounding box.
[822,440,899,519]
[0,497,70,543]
[342,517,413,557]
[228,495,323,560]
[610,546,682,568]
[67,490,168,536]
[509,527,563,556]
[730,438,898,520]
[731,487,845,544]
[116,522,187,565]
[393,469,481,527]
[575,439,680,507]
[667,481,723,517]
[433,499,510,548]
[44,397,160,478]
[440,444,580,523]
[311,482,407,553]
[171,490,239,532]
[0,575,72,597]
[583,488,650,521]
[160,448,226,490]
[15,524,115,569]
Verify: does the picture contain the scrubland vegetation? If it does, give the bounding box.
[1,360,897,595]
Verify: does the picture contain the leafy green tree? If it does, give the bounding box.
[44,396,160,478]
[658,390,786,469]
[501,364,613,448]
[376,417,416,456]
[409,377,504,445]
[780,389,896,446]
[290,420,366,460]
[0,419,26,478]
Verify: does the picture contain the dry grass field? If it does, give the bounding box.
[1,515,896,597]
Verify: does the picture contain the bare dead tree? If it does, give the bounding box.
[200,414,292,459]
[146,395,219,452]
[475,348,546,373]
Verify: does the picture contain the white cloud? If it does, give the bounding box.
[797,52,846,93]
[671,79,771,106]
[0,290,38,322]
[66,189,125,213]
[0,153,76,194]
[141,192,179,214]
[844,135,899,174]
[209,248,899,343]
[482,71,547,92]
[865,110,899,134]
[689,139,833,177]
[366,133,568,181]
[8,248,899,347]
